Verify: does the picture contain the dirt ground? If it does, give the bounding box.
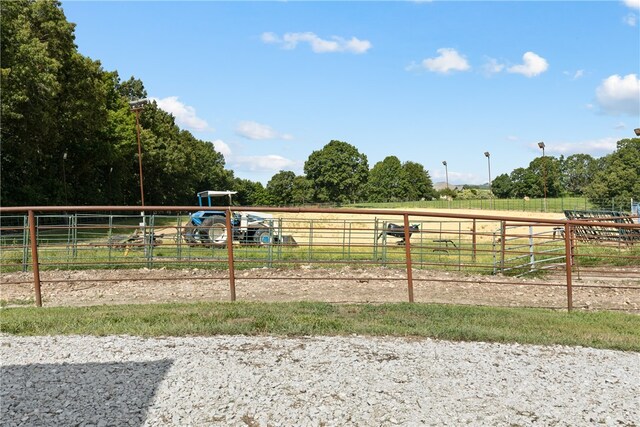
[2,266,639,312]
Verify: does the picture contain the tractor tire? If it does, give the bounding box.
[253,228,272,245]
[204,217,228,246]
[198,216,227,246]
[182,223,199,246]
[184,217,227,246]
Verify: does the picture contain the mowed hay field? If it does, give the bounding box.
[272,208,566,246]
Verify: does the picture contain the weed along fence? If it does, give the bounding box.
[1,206,639,312]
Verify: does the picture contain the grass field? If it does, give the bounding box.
[2,302,639,351]
[349,196,595,212]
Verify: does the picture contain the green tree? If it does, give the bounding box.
[304,140,369,204]
[585,138,640,209]
[509,167,538,198]
[137,102,232,205]
[508,157,561,199]
[291,176,314,205]
[1,0,109,205]
[266,170,296,206]
[367,156,405,202]
[402,161,437,201]
[233,178,268,206]
[116,75,147,101]
[491,173,513,198]
[529,156,562,198]
[560,153,598,195]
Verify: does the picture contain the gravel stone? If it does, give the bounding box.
[1,334,639,426]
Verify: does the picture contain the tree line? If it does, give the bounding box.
[490,140,640,208]
[2,1,637,209]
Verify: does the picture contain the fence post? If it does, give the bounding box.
[500,220,506,272]
[226,208,236,301]
[528,225,534,272]
[403,213,414,303]
[564,223,573,312]
[373,218,378,262]
[472,219,477,261]
[22,215,29,272]
[28,210,42,307]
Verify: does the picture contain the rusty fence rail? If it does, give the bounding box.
[1,205,639,312]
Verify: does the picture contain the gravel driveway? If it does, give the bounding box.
[2,334,639,426]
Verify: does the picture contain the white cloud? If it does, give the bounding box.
[595,74,640,115]
[262,32,372,54]
[614,122,626,130]
[261,32,279,44]
[482,57,505,75]
[235,121,293,140]
[507,135,519,142]
[211,139,232,158]
[564,69,585,79]
[623,13,638,26]
[417,48,471,74]
[152,96,210,132]
[232,155,297,172]
[624,0,640,10]
[532,138,617,156]
[507,52,549,77]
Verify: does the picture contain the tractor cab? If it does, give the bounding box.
[193,190,239,226]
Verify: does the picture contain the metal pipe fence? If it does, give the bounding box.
[1,205,638,312]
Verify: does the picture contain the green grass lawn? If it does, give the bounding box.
[2,301,638,351]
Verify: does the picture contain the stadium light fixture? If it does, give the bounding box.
[442,161,449,190]
[484,152,492,207]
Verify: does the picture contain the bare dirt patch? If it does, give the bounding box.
[2,266,638,312]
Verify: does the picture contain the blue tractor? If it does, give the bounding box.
[182,191,278,246]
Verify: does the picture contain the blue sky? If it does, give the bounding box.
[62,1,640,185]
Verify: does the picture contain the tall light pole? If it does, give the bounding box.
[129,98,149,207]
[538,141,547,212]
[484,151,492,208]
[442,161,449,190]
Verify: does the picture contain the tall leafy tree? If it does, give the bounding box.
[491,173,513,198]
[266,170,296,206]
[291,175,314,205]
[402,161,436,201]
[116,76,147,101]
[233,178,268,206]
[560,153,598,195]
[1,0,108,205]
[529,156,562,198]
[137,102,232,205]
[304,140,369,204]
[367,156,405,202]
[509,167,538,198]
[507,157,562,198]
